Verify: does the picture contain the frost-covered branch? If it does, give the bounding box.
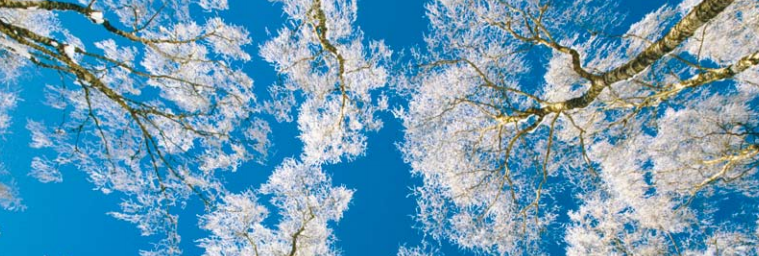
[198,159,353,256]
[261,0,391,164]
[400,0,759,254]
[0,0,268,254]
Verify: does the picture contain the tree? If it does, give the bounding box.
[399,0,759,254]
[0,0,268,254]
[198,159,353,256]
[2,0,759,255]
[1,0,382,254]
[260,0,391,165]
[197,0,388,254]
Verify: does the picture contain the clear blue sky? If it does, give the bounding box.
[0,0,670,255]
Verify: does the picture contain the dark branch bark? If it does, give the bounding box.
[309,0,350,126]
[0,0,213,44]
[0,13,216,207]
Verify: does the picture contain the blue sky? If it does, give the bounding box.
[0,0,672,255]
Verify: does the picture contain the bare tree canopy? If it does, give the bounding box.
[399,0,759,254]
[1,0,758,255]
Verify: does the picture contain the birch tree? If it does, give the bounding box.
[194,0,388,254]
[1,0,376,254]
[0,0,269,254]
[399,0,759,254]
[260,0,391,165]
[3,0,758,255]
[198,159,353,256]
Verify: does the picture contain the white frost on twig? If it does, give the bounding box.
[89,11,104,24]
